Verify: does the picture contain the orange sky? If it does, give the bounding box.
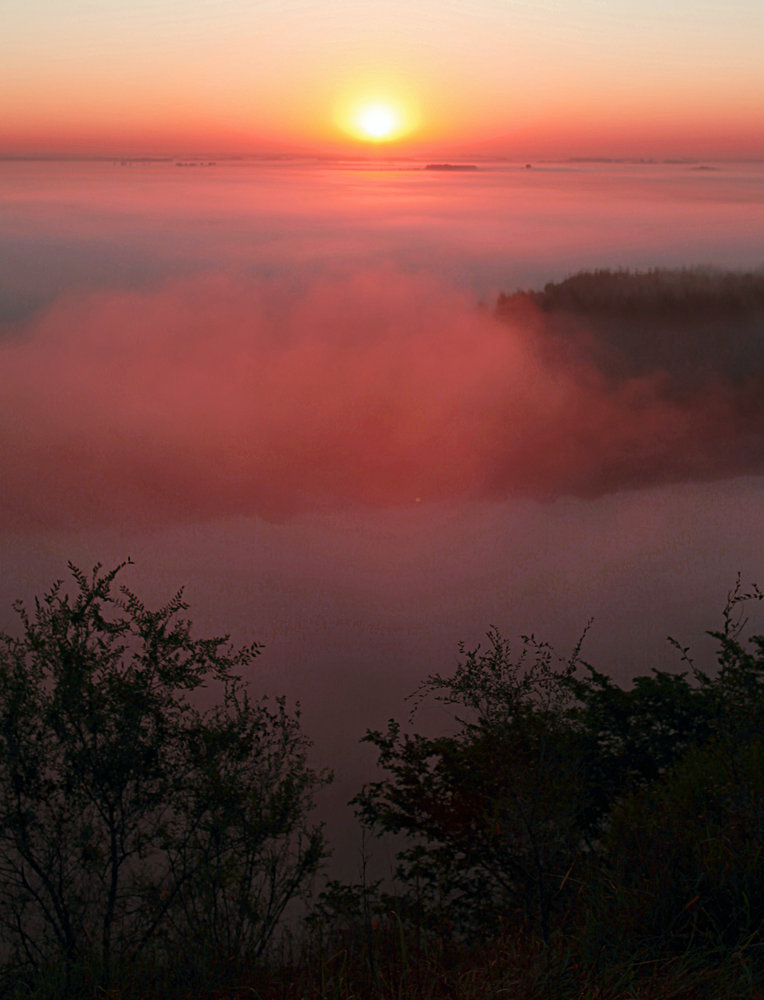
[2,0,763,158]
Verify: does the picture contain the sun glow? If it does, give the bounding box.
[335,86,419,145]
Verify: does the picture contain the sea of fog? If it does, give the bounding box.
[1,157,763,876]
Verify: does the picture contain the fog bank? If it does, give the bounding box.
[3,267,763,529]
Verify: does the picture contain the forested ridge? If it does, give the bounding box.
[495,267,764,388]
[498,268,764,315]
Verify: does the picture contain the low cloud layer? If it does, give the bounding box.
[2,267,763,529]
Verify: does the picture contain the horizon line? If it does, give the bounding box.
[3,152,764,165]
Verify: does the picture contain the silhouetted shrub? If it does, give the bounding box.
[584,582,764,965]
[355,580,764,982]
[0,561,329,997]
[356,630,589,942]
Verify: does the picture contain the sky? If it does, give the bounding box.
[3,0,764,158]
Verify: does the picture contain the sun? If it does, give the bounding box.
[334,86,419,145]
[356,103,399,142]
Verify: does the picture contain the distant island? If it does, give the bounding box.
[424,163,478,171]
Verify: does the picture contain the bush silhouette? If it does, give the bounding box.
[356,581,764,980]
[356,630,588,941]
[0,561,329,995]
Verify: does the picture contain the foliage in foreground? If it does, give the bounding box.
[0,561,330,997]
[355,579,764,985]
[1,561,764,999]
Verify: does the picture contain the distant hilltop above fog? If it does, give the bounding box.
[498,268,764,314]
[495,267,764,389]
[425,163,478,171]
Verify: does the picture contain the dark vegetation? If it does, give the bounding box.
[1,562,763,999]
[0,563,329,998]
[496,267,764,389]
